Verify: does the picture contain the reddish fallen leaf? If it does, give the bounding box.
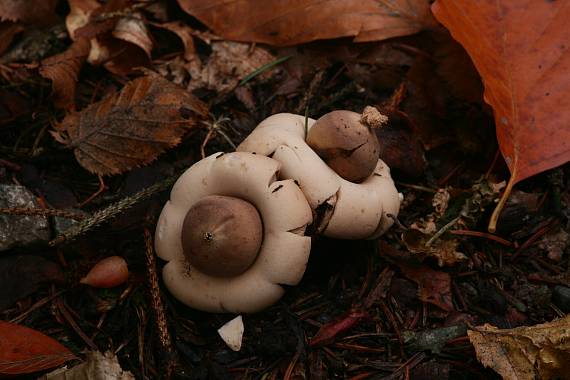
[0,321,76,375]
[432,1,570,230]
[51,74,208,175]
[397,263,454,313]
[39,37,91,110]
[177,0,438,46]
[0,0,57,24]
[309,310,368,347]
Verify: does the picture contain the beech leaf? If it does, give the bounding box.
[431,1,570,230]
[177,0,438,46]
[0,321,76,375]
[51,75,209,175]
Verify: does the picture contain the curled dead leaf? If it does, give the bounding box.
[51,74,209,175]
[403,229,467,267]
[39,37,91,110]
[468,316,570,380]
[66,0,100,40]
[156,21,196,60]
[112,13,153,58]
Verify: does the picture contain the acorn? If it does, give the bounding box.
[306,106,387,182]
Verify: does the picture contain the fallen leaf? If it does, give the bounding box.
[40,351,134,380]
[0,255,64,310]
[402,229,467,267]
[397,263,454,313]
[0,0,57,23]
[112,13,153,58]
[468,315,570,380]
[91,37,151,76]
[432,1,570,186]
[0,321,76,375]
[66,0,100,40]
[177,0,437,46]
[309,310,368,347]
[39,37,91,110]
[51,74,208,175]
[187,41,277,93]
[66,0,149,76]
[156,21,196,61]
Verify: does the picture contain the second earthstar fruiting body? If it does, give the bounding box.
[237,111,401,240]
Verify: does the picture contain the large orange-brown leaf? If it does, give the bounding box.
[39,37,91,110]
[177,0,437,46]
[52,75,209,175]
[0,321,76,375]
[432,1,570,229]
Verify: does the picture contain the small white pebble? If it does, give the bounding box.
[217,315,244,351]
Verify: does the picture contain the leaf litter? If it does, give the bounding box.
[0,0,569,379]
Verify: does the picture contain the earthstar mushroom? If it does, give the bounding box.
[155,152,312,313]
[237,109,400,239]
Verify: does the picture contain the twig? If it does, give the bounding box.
[78,174,106,208]
[488,165,518,232]
[144,219,178,378]
[425,216,461,247]
[450,229,513,247]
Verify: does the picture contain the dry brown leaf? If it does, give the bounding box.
[66,0,100,39]
[187,41,276,93]
[157,21,196,60]
[90,36,151,76]
[402,229,467,267]
[51,74,209,175]
[41,351,134,380]
[177,0,437,46]
[112,13,153,58]
[468,316,570,380]
[397,263,454,313]
[39,38,91,110]
[0,0,57,23]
